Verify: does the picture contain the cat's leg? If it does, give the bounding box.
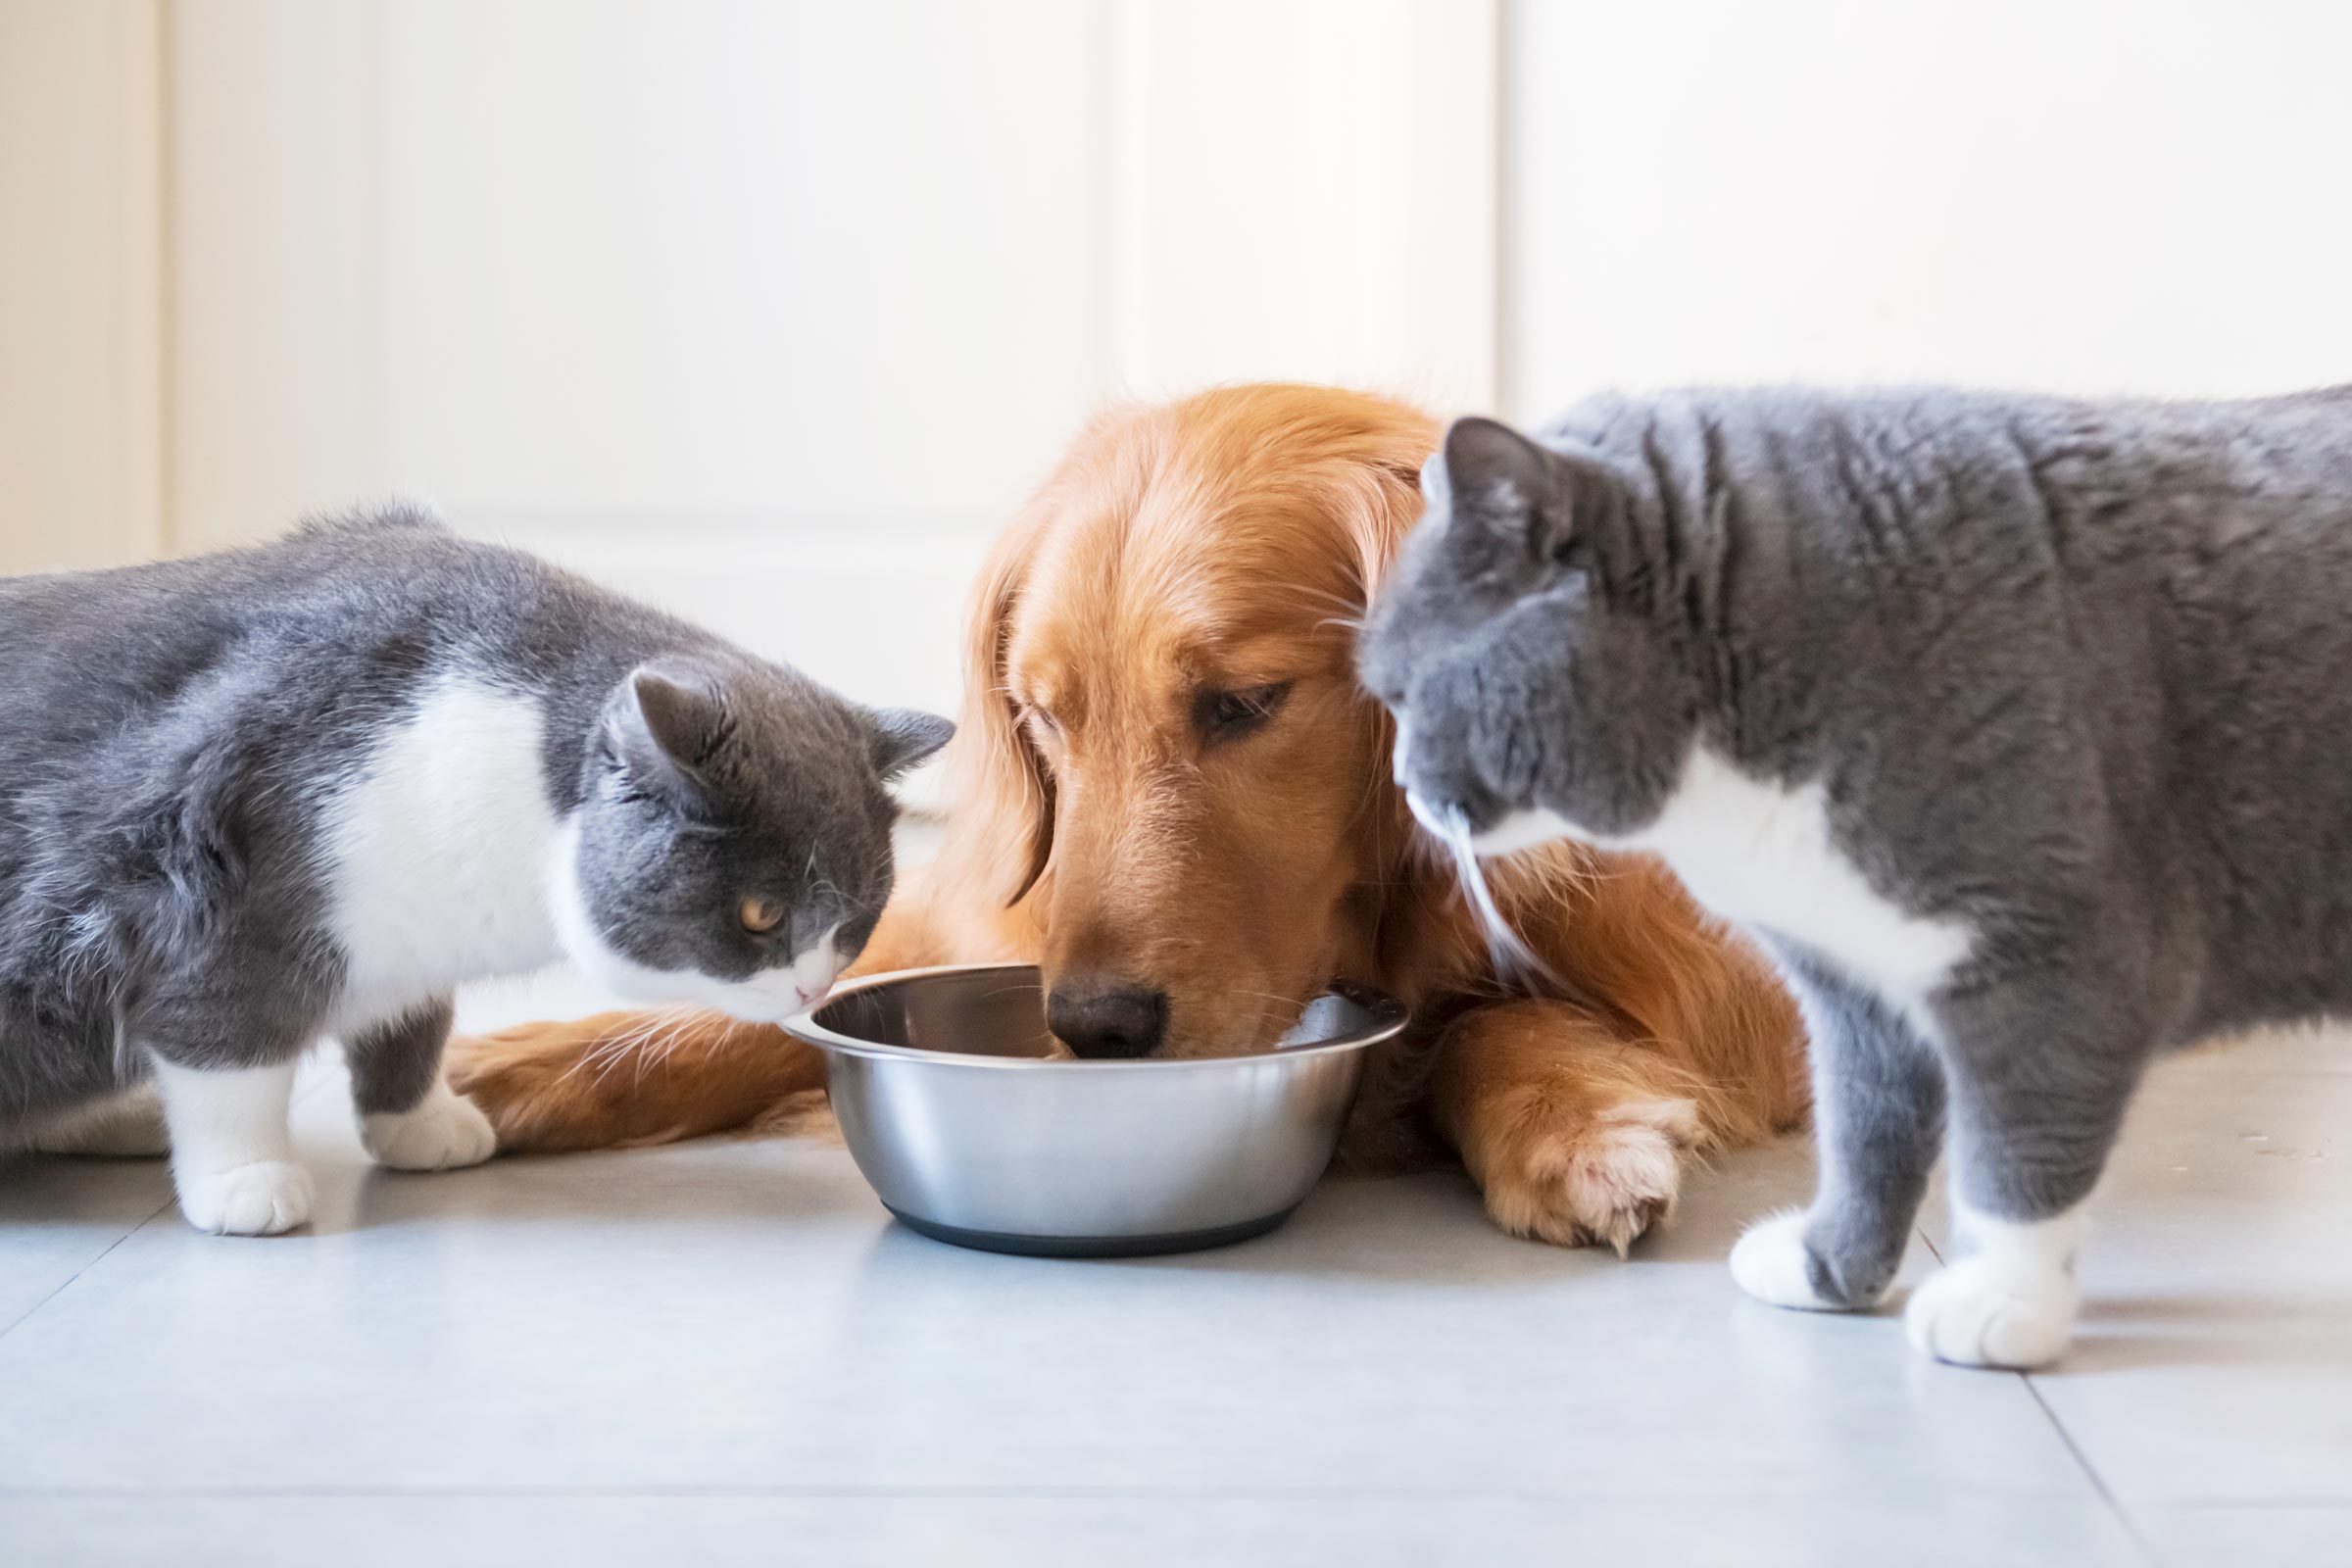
[347,999,496,1171]
[151,1055,311,1236]
[1902,971,2147,1369]
[24,1085,171,1157]
[1730,956,1944,1311]
[1430,998,1724,1253]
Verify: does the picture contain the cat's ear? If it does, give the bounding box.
[606,663,730,808]
[866,707,956,780]
[1441,416,1567,559]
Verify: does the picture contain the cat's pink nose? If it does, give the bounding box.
[792,929,846,1008]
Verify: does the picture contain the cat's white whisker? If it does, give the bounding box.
[564,1003,687,1088]
[1431,809,1588,1007]
[630,1008,702,1087]
[583,1005,689,1088]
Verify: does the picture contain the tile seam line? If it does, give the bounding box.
[2022,1376,2164,1567]
[1925,1214,2157,1562]
[0,1035,336,1340]
[0,1196,174,1345]
[0,1481,2148,1503]
[0,1037,332,1334]
[2149,1497,2352,1512]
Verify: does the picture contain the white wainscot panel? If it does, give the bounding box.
[375,0,1104,524]
[1502,0,2352,416]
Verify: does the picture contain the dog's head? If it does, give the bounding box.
[939,385,1439,1056]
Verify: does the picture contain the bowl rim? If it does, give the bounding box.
[784,961,1410,1069]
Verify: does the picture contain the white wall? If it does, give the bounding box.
[165,0,1114,716]
[10,0,2352,717]
[1501,0,2352,419]
[141,0,1494,718]
[115,0,1486,719]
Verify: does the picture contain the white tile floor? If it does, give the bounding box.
[3,1004,2346,1568]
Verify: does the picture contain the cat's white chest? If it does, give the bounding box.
[1629,748,1973,1008]
[319,679,564,1036]
[1490,748,1974,1014]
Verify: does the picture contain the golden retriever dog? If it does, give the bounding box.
[452,384,1807,1250]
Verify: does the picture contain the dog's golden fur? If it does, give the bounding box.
[452,384,1807,1249]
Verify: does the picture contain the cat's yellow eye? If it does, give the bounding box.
[738,896,784,934]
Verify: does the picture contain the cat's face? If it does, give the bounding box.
[553,662,953,1023]
[1358,416,1696,853]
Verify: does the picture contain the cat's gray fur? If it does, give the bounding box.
[1,507,950,1149]
[1361,385,2352,1337]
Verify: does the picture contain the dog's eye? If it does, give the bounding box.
[739,896,784,934]
[1195,683,1292,745]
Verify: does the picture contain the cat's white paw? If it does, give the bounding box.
[362,1083,497,1171]
[177,1159,314,1236]
[1730,1207,1844,1310]
[1903,1254,2079,1368]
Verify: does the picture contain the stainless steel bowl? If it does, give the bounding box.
[785,963,1409,1257]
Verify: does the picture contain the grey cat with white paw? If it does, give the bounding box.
[1360,386,2352,1368]
[1,507,951,1234]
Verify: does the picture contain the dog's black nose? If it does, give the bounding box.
[1046,981,1169,1058]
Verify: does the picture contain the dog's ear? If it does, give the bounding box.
[944,502,1057,909]
[1340,418,1447,606]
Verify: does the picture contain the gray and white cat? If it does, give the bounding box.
[1,508,951,1235]
[1360,386,2352,1368]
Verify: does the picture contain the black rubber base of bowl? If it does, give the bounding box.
[885,1205,1296,1258]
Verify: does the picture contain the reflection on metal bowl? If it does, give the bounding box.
[786,963,1409,1257]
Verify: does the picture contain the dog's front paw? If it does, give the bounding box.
[1477,1096,1700,1254]
[1904,1255,2078,1368]
[177,1160,314,1235]
[363,1083,498,1171]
